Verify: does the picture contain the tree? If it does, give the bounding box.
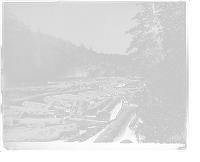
[126,2,164,68]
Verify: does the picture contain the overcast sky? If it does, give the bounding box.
[5,2,141,54]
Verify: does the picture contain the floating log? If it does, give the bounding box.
[85,97,113,117]
[76,101,86,118]
[3,124,78,142]
[22,101,70,112]
[94,104,136,143]
[96,97,122,120]
[6,88,95,106]
[68,119,115,142]
[69,101,79,115]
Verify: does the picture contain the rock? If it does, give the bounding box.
[120,139,133,143]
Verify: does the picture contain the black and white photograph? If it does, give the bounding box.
[1,1,187,150]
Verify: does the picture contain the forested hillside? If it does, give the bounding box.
[3,11,136,87]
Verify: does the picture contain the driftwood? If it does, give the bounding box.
[68,119,115,142]
[7,88,94,106]
[69,101,79,115]
[94,104,136,143]
[96,97,122,120]
[76,101,86,118]
[22,101,70,112]
[85,97,113,117]
[3,123,78,142]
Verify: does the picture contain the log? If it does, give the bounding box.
[125,93,138,109]
[76,101,86,118]
[22,101,71,112]
[66,118,108,123]
[85,97,113,117]
[3,124,78,142]
[94,104,136,143]
[129,108,144,127]
[3,106,55,118]
[44,96,74,106]
[6,88,95,106]
[69,101,79,115]
[96,97,122,120]
[11,118,63,128]
[68,119,115,142]
[56,112,70,118]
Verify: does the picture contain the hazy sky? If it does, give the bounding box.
[5,2,141,54]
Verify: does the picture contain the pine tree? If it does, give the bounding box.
[126,2,165,68]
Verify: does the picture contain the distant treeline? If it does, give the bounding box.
[3,12,138,86]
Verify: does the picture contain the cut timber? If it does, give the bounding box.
[3,106,55,118]
[68,119,115,142]
[7,88,95,106]
[67,118,108,123]
[69,101,79,115]
[94,104,136,143]
[96,97,123,121]
[11,118,63,128]
[76,101,86,118]
[3,124,78,142]
[125,93,138,109]
[22,101,70,112]
[85,97,113,117]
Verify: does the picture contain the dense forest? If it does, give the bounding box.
[125,2,186,143]
[3,10,136,87]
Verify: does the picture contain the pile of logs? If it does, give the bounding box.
[3,77,151,143]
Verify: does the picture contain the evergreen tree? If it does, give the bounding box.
[126,2,165,68]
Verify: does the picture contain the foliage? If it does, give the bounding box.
[3,12,135,86]
[126,2,164,68]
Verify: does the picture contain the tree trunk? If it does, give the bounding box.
[96,97,122,120]
[76,101,86,118]
[69,101,79,116]
[94,104,136,143]
[85,97,113,117]
[22,101,71,112]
